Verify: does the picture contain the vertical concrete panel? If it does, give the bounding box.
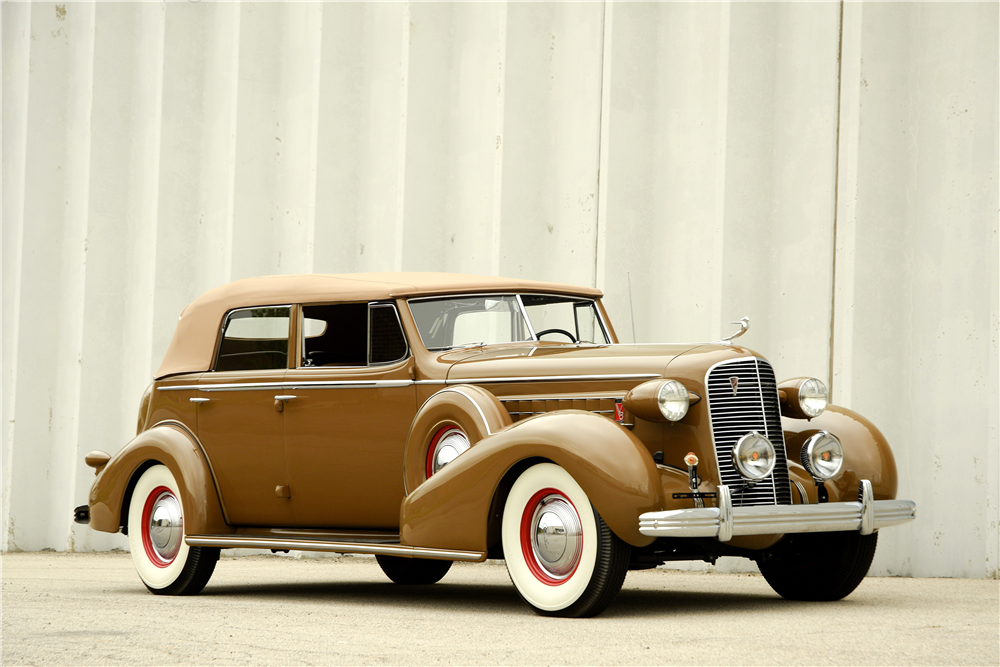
[599,2,730,343]
[497,2,604,286]
[400,3,503,273]
[1,1,32,552]
[833,2,999,577]
[72,2,164,552]
[5,2,73,550]
[150,1,242,367]
[312,3,408,274]
[718,2,840,376]
[231,2,322,279]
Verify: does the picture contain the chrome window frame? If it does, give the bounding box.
[405,292,611,351]
[368,301,410,366]
[294,301,410,370]
[212,304,294,372]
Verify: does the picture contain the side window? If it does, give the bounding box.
[301,303,368,367]
[369,305,408,364]
[215,307,291,372]
[300,303,409,367]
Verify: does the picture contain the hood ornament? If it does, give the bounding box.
[718,316,750,345]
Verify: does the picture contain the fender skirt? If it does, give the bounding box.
[87,422,229,535]
[400,410,662,552]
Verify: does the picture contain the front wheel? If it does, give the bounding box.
[758,530,878,601]
[502,463,629,617]
[127,464,219,595]
[375,555,452,585]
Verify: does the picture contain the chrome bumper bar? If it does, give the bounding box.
[639,480,916,542]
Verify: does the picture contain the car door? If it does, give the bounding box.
[195,305,295,527]
[282,301,416,529]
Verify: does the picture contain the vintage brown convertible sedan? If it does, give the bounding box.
[77,273,915,617]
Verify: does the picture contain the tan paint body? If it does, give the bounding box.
[86,273,901,559]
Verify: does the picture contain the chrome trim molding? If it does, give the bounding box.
[185,535,485,562]
[437,387,494,436]
[717,485,733,542]
[791,479,810,504]
[160,380,413,392]
[638,481,916,541]
[160,374,658,393]
[451,373,660,385]
[859,479,875,536]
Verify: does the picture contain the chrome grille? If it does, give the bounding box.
[706,358,792,507]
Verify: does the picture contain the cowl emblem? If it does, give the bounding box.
[730,377,739,396]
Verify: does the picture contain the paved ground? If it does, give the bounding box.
[2,552,997,666]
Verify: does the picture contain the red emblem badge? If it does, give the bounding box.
[614,400,625,423]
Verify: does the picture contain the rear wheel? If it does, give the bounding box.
[375,555,452,585]
[758,530,878,601]
[127,464,219,595]
[502,463,629,617]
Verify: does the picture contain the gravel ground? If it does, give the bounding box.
[1,551,997,666]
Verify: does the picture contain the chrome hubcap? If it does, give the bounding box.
[530,495,582,579]
[147,492,182,563]
[432,429,470,475]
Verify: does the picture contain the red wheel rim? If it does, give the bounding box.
[519,488,583,586]
[140,485,181,568]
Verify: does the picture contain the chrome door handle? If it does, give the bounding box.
[190,397,210,403]
[274,395,296,412]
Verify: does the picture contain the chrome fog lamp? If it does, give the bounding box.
[798,378,828,418]
[800,431,843,481]
[657,380,690,422]
[732,431,776,481]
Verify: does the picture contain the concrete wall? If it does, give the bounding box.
[2,2,996,578]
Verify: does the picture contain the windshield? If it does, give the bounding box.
[408,294,610,351]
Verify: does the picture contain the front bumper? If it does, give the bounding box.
[639,480,916,542]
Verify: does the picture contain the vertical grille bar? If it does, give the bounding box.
[706,358,793,507]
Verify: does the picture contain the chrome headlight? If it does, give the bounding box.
[732,431,776,480]
[798,378,828,418]
[657,380,690,421]
[800,431,843,480]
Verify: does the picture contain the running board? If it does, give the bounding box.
[185,534,486,562]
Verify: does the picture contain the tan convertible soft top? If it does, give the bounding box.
[155,272,603,379]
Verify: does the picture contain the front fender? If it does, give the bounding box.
[782,404,899,502]
[400,411,663,552]
[87,422,229,535]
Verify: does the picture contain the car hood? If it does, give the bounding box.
[442,342,761,385]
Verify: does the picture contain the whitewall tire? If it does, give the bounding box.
[501,463,629,617]
[127,464,218,595]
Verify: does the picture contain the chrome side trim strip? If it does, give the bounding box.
[638,482,916,541]
[160,374,660,392]
[184,535,485,562]
[449,373,660,385]
[160,380,413,392]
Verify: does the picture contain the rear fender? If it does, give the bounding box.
[400,411,662,552]
[782,404,899,502]
[87,422,229,535]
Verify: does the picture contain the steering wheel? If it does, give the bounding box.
[535,328,578,343]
